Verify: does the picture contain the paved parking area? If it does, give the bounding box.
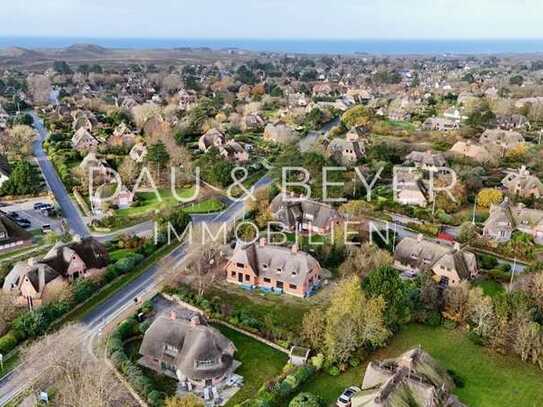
[0,196,64,233]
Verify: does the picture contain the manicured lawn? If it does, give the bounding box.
[116,187,196,218]
[214,324,288,406]
[183,198,225,214]
[297,324,543,407]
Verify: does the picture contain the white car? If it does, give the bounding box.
[336,386,361,407]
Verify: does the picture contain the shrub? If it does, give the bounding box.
[325,365,340,377]
[289,392,321,407]
[447,369,465,388]
[0,331,18,354]
[310,353,324,371]
[72,278,98,303]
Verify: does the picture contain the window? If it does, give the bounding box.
[276,268,282,273]
[245,274,250,281]
[163,344,178,356]
[262,263,268,269]
[289,284,297,290]
[236,262,244,269]
[263,278,271,283]
[231,271,236,277]
[276,281,284,289]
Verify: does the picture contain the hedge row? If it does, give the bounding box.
[237,364,316,407]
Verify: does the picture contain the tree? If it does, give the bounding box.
[289,392,321,407]
[21,324,130,406]
[2,124,36,158]
[363,265,410,327]
[53,60,73,74]
[324,276,389,363]
[164,395,204,407]
[118,156,141,187]
[341,105,371,128]
[477,188,503,208]
[466,287,495,340]
[26,74,52,104]
[339,243,392,279]
[457,222,479,243]
[510,75,524,86]
[131,103,161,128]
[443,281,470,322]
[187,242,223,296]
[0,291,19,335]
[0,161,41,196]
[301,308,326,350]
[147,141,170,181]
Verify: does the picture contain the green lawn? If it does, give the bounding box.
[297,324,543,407]
[214,324,288,406]
[475,279,505,298]
[183,198,225,214]
[116,187,196,219]
[109,248,135,262]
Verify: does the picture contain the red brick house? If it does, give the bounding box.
[225,240,321,298]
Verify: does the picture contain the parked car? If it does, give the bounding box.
[33,202,47,210]
[40,207,55,217]
[8,212,20,221]
[336,386,361,407]
[41,224,52,233]
[16,218,31,228]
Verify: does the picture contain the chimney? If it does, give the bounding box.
[453,242,461,251]
[259,238,267,248]
[169,310,176,321]
[416,233,423,243]
[73,234,82,243]
[291,243,299,254]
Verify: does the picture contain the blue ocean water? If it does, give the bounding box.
[1,37,543,55]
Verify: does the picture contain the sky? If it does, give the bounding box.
[1,0,543,40]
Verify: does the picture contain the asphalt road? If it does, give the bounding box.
[0,180,256,405]
[30,112,90,238]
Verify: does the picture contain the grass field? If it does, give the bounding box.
[116,187,196,219]
[297,324,543,407]
[183,198,225,214]
[214,324,288,406]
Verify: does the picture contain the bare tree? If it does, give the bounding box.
[21,324,136,407]
[26,74,52,105]
[188,243,225,296]
[2,125,36,158]
[131,103,161,129]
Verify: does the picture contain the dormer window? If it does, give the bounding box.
[291,271,297,276]
[410,253,418,259]
[163,343,178,356]
[262,263,268,270]
[276,268,282,273]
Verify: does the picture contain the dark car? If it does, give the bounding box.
[33,202,47,210]
[16,218,31,228]
[8,212,21,221]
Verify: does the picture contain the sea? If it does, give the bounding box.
[1,37,543,55]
